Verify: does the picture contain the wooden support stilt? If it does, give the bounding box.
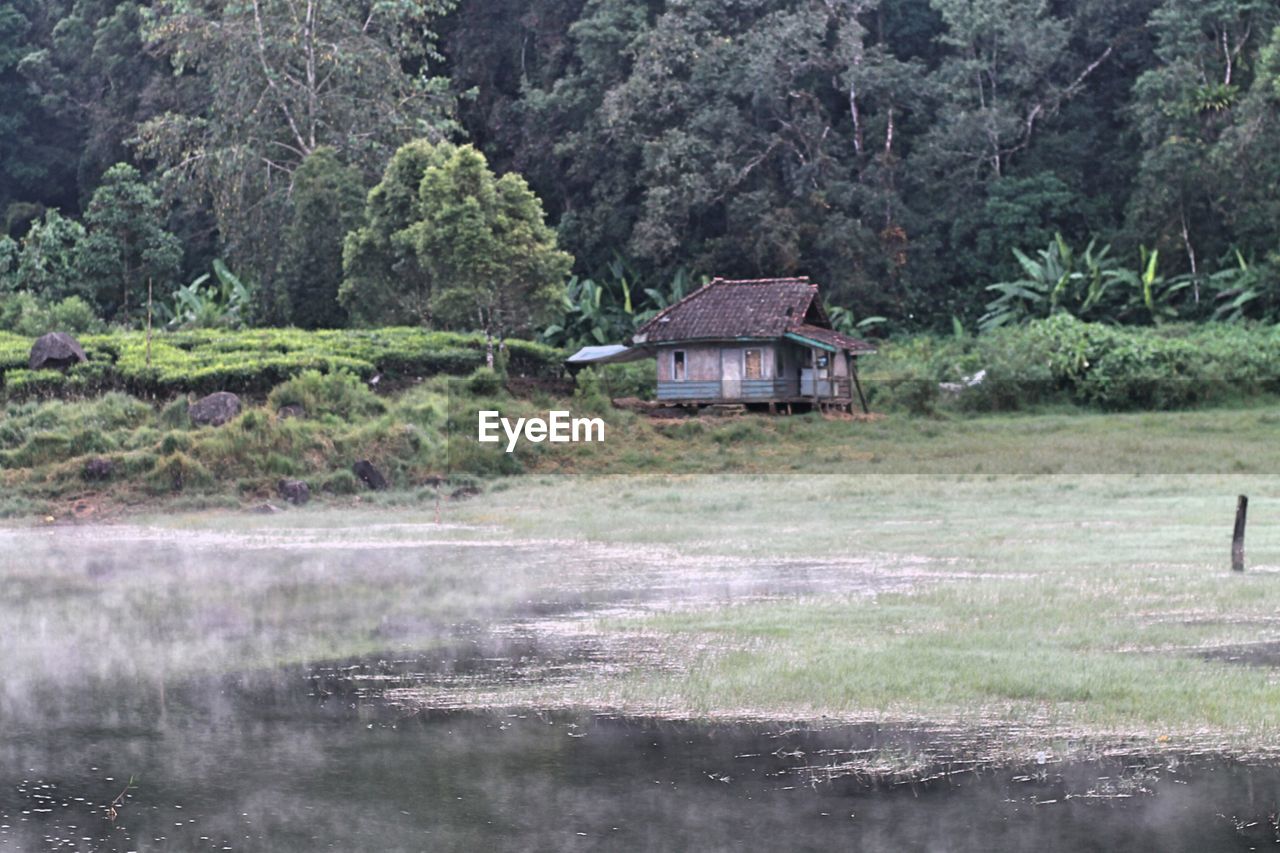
[1232,495,1248,572]
[851,358,869,414]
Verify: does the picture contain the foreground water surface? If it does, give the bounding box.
[2,517,1278,851]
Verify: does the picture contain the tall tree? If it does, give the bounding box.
[17,1,170,206]
[279,147,364,328]
[0,1,78,228]
[78,162,182,321]
[416,144,571,354]
[341,141,572,354]
[5,209,88,301]
[135,0,460,319]
[1126,0,1280,279]
[340,139,449,326]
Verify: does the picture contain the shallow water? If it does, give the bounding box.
[2,519,1278,851]
[4,681,1280,852]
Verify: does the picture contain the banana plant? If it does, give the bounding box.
[157,259,254,330]
[827,305,886,335]
[542,274,636,348]
[1207,250,1263,322]
[980,234,1128,331]
[636,267,698,324]
[1106,247,1190,325]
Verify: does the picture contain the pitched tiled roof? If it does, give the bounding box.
[633,278,817,342]
[786,324,877,354]
[631,277,874,353]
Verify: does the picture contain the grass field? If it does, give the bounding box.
[442,471,1280,747]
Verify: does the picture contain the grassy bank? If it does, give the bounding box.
[6,368,1280,518]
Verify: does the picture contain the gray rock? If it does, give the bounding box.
[277,478,310,505]
[29,332,87,371]
[190,391,242,426]
[82,457,114,482]
[352,459,388,491]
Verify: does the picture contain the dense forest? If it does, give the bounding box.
[3,0,1280,339]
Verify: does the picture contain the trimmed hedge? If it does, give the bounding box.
[0,328,564,399]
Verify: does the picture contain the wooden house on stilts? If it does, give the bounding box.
[628,277,875,413]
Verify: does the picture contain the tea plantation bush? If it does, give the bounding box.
[863,317,1280,411]
[0,328,564,400]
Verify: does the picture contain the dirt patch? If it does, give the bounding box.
[1195,641,1280,667]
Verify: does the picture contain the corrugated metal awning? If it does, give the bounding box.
[565,344,652,365]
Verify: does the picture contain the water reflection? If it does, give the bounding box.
[3,679,1279,852]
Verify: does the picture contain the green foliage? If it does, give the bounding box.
[343,141,573,339]
[595,361,656,400]
[0,294,102,336]
[979,235,1123,331]
[571,367,610,415]
[0,327,563,401]
[866,315,1280,412]
[280,148,364,329]
[4,210,88,301]
[267,370,386,421]
[15,0,1280,337]
[542,264,702,350]
[321,469,360,495]
[78,163,181,322]
[466,366,503,396]
[160,260,254,330]
[135,0,459,316]
[146,451,214,494]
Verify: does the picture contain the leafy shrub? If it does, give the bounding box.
[0,294,104,337]
[864,316,1280,412]
[467,366,503,395]
[321,469,359,494]
[146,452,214,493]
[597,361,655,399]
[159,397,192,429]
[267,369,386,421]
[571,367,610,414]
[871,378,941,416]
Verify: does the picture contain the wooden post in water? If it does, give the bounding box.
[1232,495,1248,572]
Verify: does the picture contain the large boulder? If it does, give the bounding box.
[277,478,310,505]
[190,391,242,427]
[29,332,87,371]
[352,459,388,491]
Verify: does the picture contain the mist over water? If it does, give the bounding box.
[1,517,1277,851]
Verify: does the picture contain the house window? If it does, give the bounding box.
[673,350,686,381]
[744,349,763,379]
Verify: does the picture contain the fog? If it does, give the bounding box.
[2,517,1277,851]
